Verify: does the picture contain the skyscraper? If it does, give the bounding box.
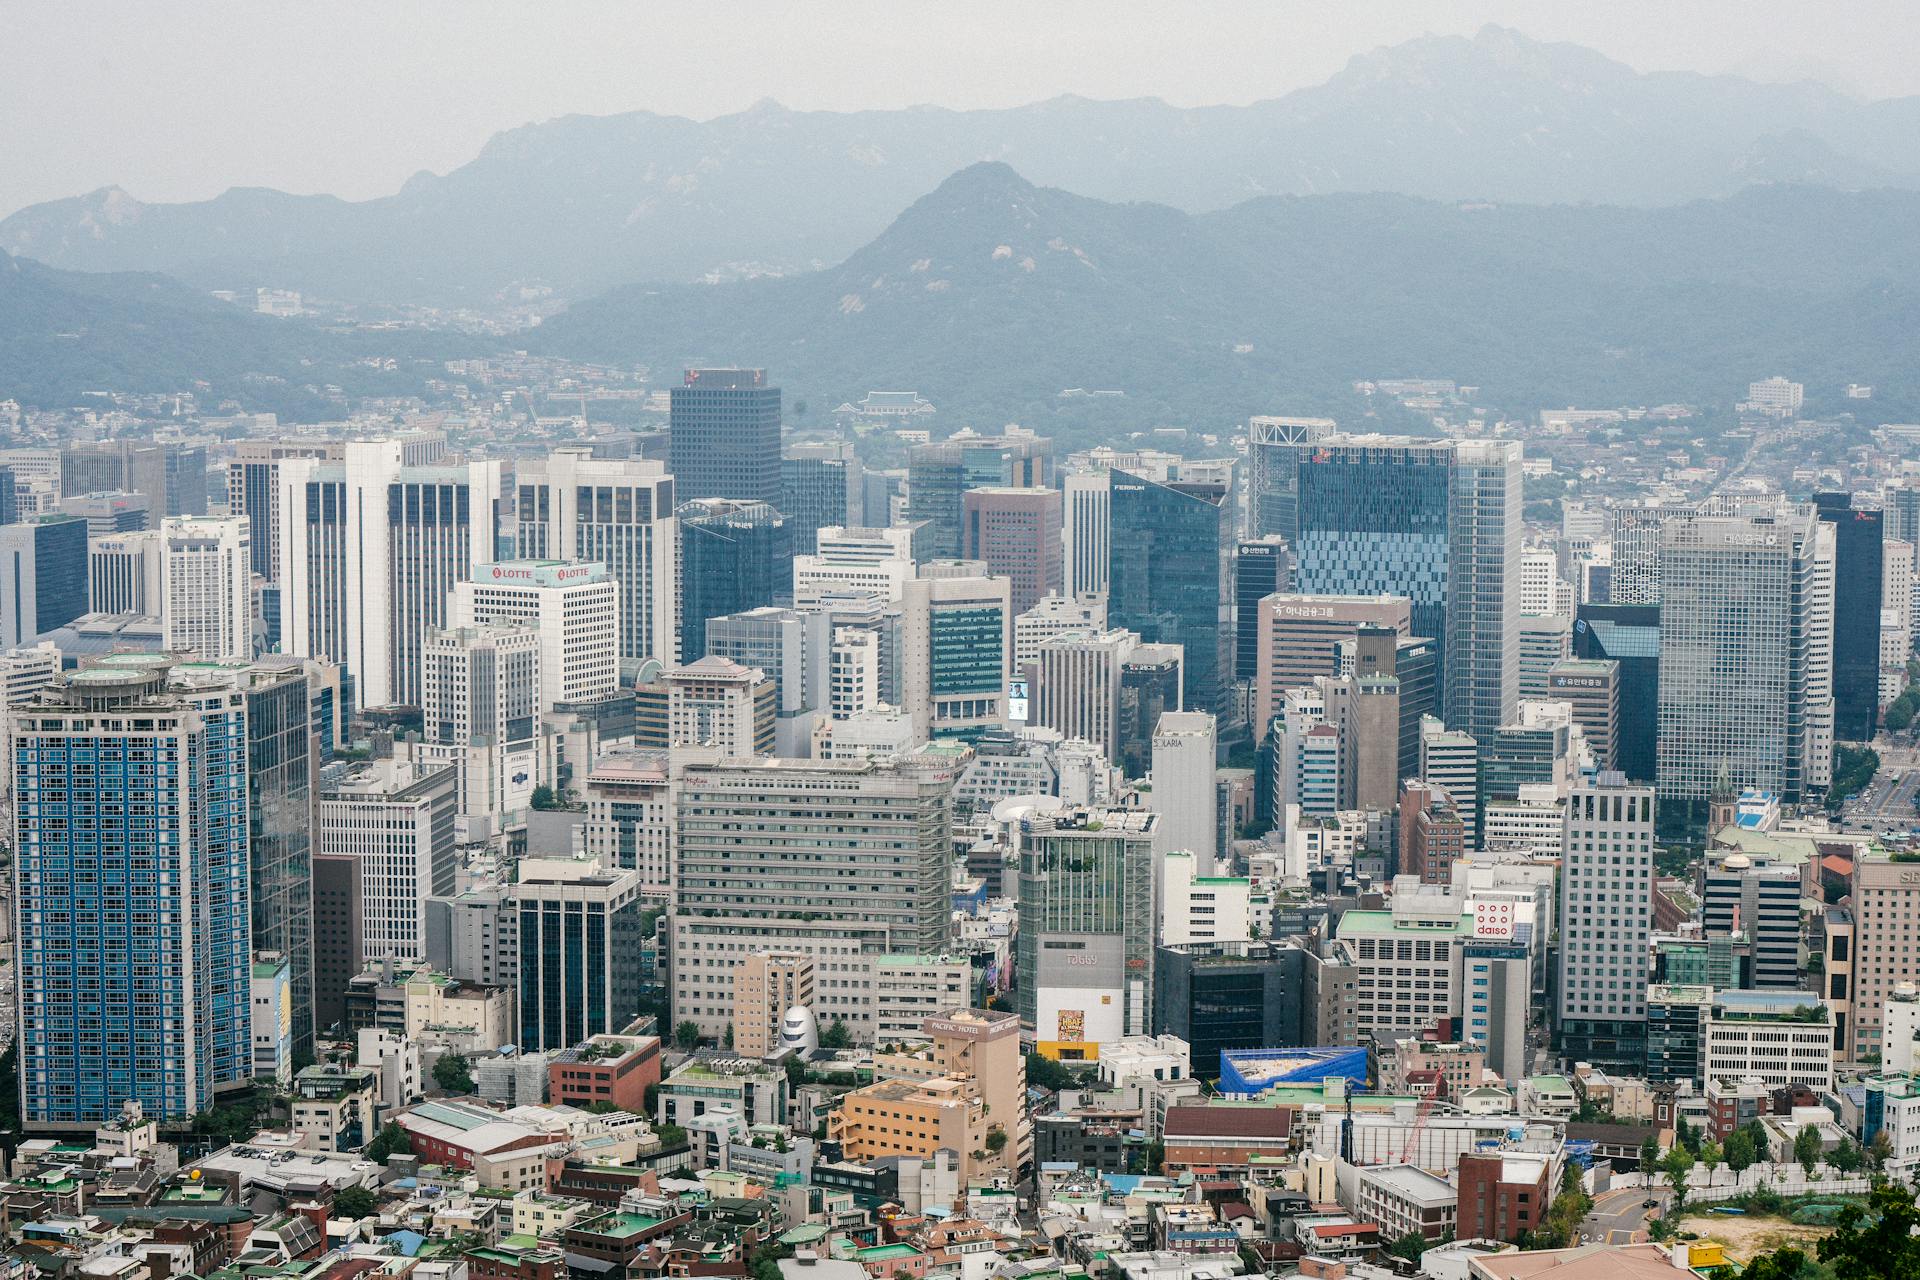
[320,759,457,966]
[780,443,860,556]
[226,440,352,580]
[1289,436,1521,744]
[1814,492,1883,742]
[161,516,252,661]
[962,487,1063,616]
[1573,602,1660,783]
[1032,628,1137,763]
[669,368,782,507]
[1062,470,1111,598]
[0,515,88,647]
[1016,807,1158,1060]
[1244,415,1335,540]
[1556,775,1656,1073]
[1656,508,1834,812]
[514,448,678,668]
[453,561,621,710]
[1233,537,1289,693]
[12,662,252,1127]
[512,857,647,1052]
[907,432,1052,559]
[278,442,506,710]
[676,498,792,664]
[58,490,151,537]
[1108,470,1231,715]
[901,572,1012,741]
[421,623,544,831]
[62,440,208,517]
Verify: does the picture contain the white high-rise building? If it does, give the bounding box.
[278,441,505,709]
[1656,507,1835,805]
[579,751,674,897]
[89,529,164,616]
[1885,539,1914,702]
[1555,775,1655,1068]
[1745,376,1804,417]
[160,516,252,661]
[794,525,916,605]
[421,623,544,831]
[1032,628,1137,764]
[452,561,620,711]
[1150,711,1218,871]
[1519,548,1567,618]
[829,626,881,721]
[900,573,1011,741]
[321,759,458,966]
[661,656,775,756]
[1015,593,1107,670]
[513,448,677,668]
[1062,470,1112,598]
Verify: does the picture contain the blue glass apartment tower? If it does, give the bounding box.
[676,498,792,664]
[1107,472,1232,715]
[12,662,252,1128]
[669,369,782,508]
[1290,437,1520,745]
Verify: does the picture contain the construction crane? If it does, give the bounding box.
[1397,1094,1438,1166]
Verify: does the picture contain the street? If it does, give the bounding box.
[1584,1186,1668,1246]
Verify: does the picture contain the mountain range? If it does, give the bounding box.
[527,163,1920,429]
[7,25,1920,304]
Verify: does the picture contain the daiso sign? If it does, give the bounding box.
[1472,900,1516,940]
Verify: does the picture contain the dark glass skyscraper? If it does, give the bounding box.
[1574,603,1660,783]
[239,666,318,1056]
[669,369,782,507]
[1815,492,1883,742]
[780,444,856,556]
[906,433,1051,559]
[1233,536,1289,688]
[677,498,792,664]
[1109,470,1231,714]
[0,514,88,647]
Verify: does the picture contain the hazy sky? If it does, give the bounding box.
[6,0,1917,217]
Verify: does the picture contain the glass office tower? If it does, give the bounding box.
[677,498,792,665]
[1108,471,1232,715]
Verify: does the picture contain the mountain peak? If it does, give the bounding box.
[928,161,1036,199]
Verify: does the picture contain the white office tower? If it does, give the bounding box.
[1555,774,1655,1069]
[89,529,164,615]
[160,516,252,661]
[278,441,505,709]
[670,756,954,1041]
[0,644,61,801]
[829,626,882,720]
[1420,715,1481,849]
[421,623,544,834]
[1276,686,1341,825]
[1032,628,1137,764]
[1062,470,1112,598]
[1607,502,1704,605]
[1517,615,1573,701]
[794,525,917,605]
[1015,593,1108,670]
[1885,539,1915,702]
[901,572,1012,741]
[814,704,919,761]
[512,448,677,667]
[579,751,673,896]
[321,759,458,965]
[452,561,620,712]
[1519,548,1569,618]
[1151,711,1218,871]
[664,656,775,755]
[1656,507,1835,807]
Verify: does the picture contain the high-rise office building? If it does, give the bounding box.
[161,516,252,661]
[12,662,251,1126]
[1233,537,1289,691]
[1251,594,1411,731]
[1702,855,1803,990]
[320,759,457,966]
[669,368,782,507]
[1547,658,1621,772]
[1516,614,1571,702]
[512,857,647,1052]
[1656,508,1834,811]
[704,606,829,756]
[513,449,677,668]
[1608,502,1702,606]
[780,443,860,556]
[1062,470,1111,598]
[58,490,150,537]
[1556,775,1656,1073]
[1032,628,1137,765]
[278,442,506,710]
[0,515,88,647]
[1244,415,1335,540]
[659,656,777,756]
[962,487,1062,616]
[1420,717,1480,849]
[452,561,620,710]
[671,757,954,1040]
[421,623,544,831]
[1289,436,1522,744]
[901,572,1011,741]
[676,498,791,665]
[1014,594,1107,672]
[62,440,207,517]
[578,751,674,895]
[1151,711,1219,870]
[793,525,917,605]
[1847,849,1920,1062]
[1814,492,1883,742]
[1108,470,1232,715]
[1016,807,1158,1060]
[1118,645,1185,781]
[907,432,1052,559]
[1573,603,1660,782]
[226,440,352,580]
[89,529,164,617]
[1340,626,1436,783]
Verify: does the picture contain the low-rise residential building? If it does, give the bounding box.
[1354,1163,1458,1243]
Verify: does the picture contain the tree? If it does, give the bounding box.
[363,1121,411,1164]
[1793,1124,1822,1175]
[1661,1143,1694,1210]
[332,1185,378,1220]
[1387,1232,1428,1264]
[675,1021,701,1051]
[1698,1138,1723,1182]
[1676,1118,1700,1152]
[1816,1181,1920,1277]
[985,1128,1008,1154]
[783,1056,807,1090]
[1025,1052,1077,1092]
[1727,1250,1809,1280]
[1740,1120,1772,1166]
[1723,1128,1757,1173]
[749,1241,795,1280]
[1825,1136,1863,1174]
[1638,1132,1661,1171]
[531,784,559,810]
[432,1053,475,1095]
[1868,1129,1893,1171]
[820,1019,852,1050]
